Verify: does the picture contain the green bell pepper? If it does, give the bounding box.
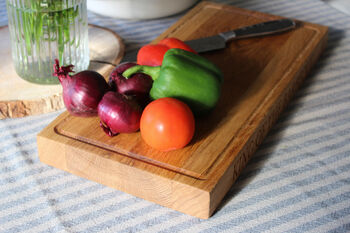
[123,48,223,116]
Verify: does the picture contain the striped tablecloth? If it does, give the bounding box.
[1,0,350,232]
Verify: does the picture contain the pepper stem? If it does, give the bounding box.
[122,65,161,81]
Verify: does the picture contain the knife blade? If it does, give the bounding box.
[121,18,295,62]
[185,18,296,53]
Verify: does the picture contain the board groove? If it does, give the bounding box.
[54,117,204,179]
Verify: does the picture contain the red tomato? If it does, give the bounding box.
[140,97,195,151]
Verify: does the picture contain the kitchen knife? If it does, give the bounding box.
[185,18,296,53]
[120,18,296,62]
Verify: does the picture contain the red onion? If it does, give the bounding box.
[109,62,153,107]
[98,91,142,136]
[53,59,109,117]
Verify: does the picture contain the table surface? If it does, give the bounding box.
[324,0,350,15]
[1,0,350,232]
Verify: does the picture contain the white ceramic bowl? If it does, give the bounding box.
[87,0,198,19]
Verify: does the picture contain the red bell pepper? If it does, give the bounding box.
[137,37,196,66]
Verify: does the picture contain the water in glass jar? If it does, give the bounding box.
[6,0,89,84]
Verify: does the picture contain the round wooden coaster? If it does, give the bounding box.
[0,24,125,119]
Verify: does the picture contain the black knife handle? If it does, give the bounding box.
[219,19,296,41]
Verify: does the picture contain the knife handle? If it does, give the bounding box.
[219,19,296,41]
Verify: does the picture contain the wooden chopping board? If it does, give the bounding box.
[0,24,124,119]
[37,1,328,219]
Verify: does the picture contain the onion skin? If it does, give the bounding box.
[109,62,153,107]
[98,91,142,136]
[53,59,109,117]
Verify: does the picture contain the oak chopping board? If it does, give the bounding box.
[37,1,328,219]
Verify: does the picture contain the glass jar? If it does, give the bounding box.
[6,0,89,84]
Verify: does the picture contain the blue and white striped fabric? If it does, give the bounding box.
[1,0,350,232]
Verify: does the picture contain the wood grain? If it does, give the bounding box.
[0,24,124,119]
[37,1,328,219]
